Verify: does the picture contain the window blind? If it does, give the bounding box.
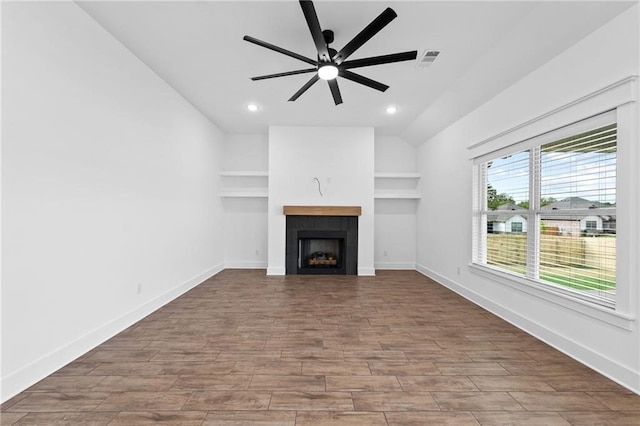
[537,122,616,305]
[473,112,617,307]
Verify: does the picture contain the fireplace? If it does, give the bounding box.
[297,230,346,274]
[284,207,359,275]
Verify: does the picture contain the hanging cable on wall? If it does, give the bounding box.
[313,177,323,197]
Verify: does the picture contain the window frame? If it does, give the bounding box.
[476,118,617,308]
[468,76,637,329]
[474,118,617,308]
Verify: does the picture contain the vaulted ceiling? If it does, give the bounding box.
[77,1,634,145]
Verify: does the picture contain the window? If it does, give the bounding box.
[473,112,617,307]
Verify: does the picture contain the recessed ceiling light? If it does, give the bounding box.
[247,103,259,112]
[386,106,398,114]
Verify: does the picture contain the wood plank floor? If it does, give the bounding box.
[2,269,639,425]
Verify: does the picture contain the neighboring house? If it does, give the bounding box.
[540,197,616,236]
[487,203,528,233]
[488,198,616,236]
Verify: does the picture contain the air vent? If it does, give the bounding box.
[417,50,440,68]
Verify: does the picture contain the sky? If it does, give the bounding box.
[487,150,616,206]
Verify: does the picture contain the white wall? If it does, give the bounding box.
[1,2,225,402]
[222,134,268,268]
[416,5,640,393]
[267,126,375,275]
[223,134,269,172]
[374,135,418,173]
[374,136,418,269]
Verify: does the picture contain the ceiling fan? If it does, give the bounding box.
[243,0,417,105]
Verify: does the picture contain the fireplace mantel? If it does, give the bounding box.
[283,205,362,216]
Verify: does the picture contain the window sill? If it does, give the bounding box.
[469,263,635,331]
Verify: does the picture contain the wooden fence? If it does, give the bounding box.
[487,234,616,273]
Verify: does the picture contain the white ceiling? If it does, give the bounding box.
[77,0,634,145]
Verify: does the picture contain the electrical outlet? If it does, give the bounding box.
[255,249,260,256]
[457,267,461,275]
[136,282,142,294]
[383,250,388,257]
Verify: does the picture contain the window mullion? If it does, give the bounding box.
[527,147,541,280]
[475,164,487,264]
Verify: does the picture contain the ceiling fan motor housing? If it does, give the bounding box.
[322,29,334,45]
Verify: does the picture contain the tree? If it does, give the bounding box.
[486,184,514,210]
[540,196,557,207]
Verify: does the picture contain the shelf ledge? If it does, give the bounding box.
[220,191,268,198]
[220,171,269,177]
[374,172,421,179]
[374,193,421,199]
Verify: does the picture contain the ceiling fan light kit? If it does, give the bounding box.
[243,0,417,105]
[318,64,339,80]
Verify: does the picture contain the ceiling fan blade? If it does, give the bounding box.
[328,79,343,105]
[342,51,417,69]
[243,35,318,66]
[340,70,389,92]
[288,74,320,101]
[333,7,397,65]
[300,0,331,62]
[251,68,317,81]
[299,0,331,63]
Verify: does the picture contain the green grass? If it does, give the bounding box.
[487,261,615,291]
[540,273,615,291]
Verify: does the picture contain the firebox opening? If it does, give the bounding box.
[298,237,345,270]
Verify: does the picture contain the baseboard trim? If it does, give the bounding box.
[374,262,416,270]
[225,261,268,269]
[415,263,640,395]
[266,267,285,276]
[358,267,376,276]
[0,262,224,403]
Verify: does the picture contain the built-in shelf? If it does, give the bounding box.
[220,171,269,177]
[220,171,269,199]
[374,193,421,199]
[374,172,421,179]
[220,190,268,198]
[374,171,421,200]
[218,171,421,199]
